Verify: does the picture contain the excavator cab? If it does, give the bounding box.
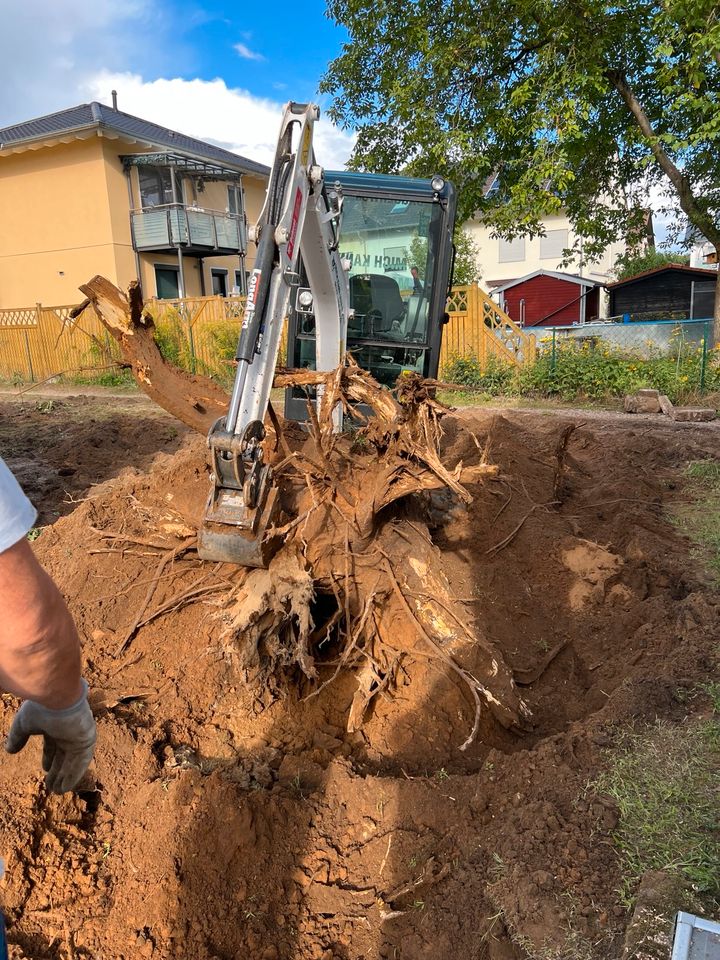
[197,102,456,568]
[284,172,456,420]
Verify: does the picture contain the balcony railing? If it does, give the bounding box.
[130,204,247,254]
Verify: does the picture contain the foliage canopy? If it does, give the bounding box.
[611,249,690,281]
[322,0,720,275]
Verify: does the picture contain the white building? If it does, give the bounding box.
[466,213,627,293]
[689,238,718,270]
[463,177,640,316]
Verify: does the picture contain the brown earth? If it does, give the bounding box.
[0,396,189,524]
[0,398,718,960]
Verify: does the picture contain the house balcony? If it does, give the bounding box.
[130,204,247,257]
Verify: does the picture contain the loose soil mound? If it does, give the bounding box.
[1,406,718,960]
[0,396,188,524]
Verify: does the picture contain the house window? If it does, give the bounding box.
[234,269,245,294]
[227,185,243,215]
[540,229,569,261]
[155,266,179,299]
[498,237,525,263]
[212,269,228,297]
[139,167,182,208]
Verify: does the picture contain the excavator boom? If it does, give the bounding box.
[198,102,349,566]
[198,101,457,568]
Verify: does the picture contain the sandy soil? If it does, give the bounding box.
[0,397,718,959]
[0,396,189,525]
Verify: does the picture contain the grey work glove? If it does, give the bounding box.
[5,679,96,794]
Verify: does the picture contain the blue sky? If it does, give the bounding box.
[0,0,354,167]
[159,0,347,102]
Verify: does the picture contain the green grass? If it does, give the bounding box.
[595,706,720,908]
[67,369,136,388]
[673,460,720,580]
[702,682,720,714]
[686,459,720,484]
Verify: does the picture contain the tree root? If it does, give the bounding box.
[81,276,532,745]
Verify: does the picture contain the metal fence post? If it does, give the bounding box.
[700,319,709,393]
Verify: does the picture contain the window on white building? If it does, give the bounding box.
[498,237,525,263]
[540,229,569,261]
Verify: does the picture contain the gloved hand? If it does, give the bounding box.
[5,679,96,794]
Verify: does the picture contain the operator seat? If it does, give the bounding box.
[349,274,406,336]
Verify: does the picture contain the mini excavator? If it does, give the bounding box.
[197,102,456,568]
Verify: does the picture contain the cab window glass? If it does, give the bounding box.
[339,196,439,345]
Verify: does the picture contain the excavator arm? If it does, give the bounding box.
[197,102,350,567]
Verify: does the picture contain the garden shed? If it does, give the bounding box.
[607,264,717,320]
[492,270,601,327]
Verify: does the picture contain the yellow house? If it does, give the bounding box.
[0,99,270,308]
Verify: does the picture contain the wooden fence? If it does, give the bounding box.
[0,284,534,385]
[443,284,536,368]
[0,303,122,384]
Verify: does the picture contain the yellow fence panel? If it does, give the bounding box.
[441,284,535,374]
[0,304,121,383]
[143,295,287,386]
[0,284,533,386]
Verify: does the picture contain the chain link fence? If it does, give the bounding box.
[440,317,719,404]
[537,319,717,401]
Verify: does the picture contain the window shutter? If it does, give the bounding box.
[498,237,526,263]
[540,229,569,261]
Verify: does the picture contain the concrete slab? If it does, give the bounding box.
[671,408,716,423]
[659,395,675,417]
[625,394,662,414]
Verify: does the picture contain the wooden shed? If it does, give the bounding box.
[607,264,717,320]
[492,270,601,327]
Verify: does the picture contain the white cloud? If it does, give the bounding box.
[83,71,356,170]
[233,42,264,62]
[0,0,159,126]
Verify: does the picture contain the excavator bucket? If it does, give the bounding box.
[197,485,280,567]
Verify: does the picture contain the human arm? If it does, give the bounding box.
[0,537,83,708]
[0,458,96,792]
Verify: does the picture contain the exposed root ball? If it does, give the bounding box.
[80,276,530,746]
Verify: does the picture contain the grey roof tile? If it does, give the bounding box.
[0,102,269,178]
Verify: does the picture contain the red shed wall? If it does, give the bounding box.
[501,276,597,327]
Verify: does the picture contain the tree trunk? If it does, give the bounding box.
[606,72,720,342]
[80,276,229,434]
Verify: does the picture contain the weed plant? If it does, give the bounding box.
[442,341,720,405]
[672,460,720,580]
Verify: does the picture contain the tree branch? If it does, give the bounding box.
[605,69,720,250]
